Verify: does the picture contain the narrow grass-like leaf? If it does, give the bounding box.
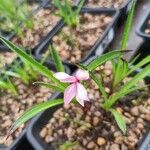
[50,45,64,72]
[105,64,150,108]
[121,0,136,50]
[90,72,107,101]
[129,54,140,65]
[8,99,63,137]
[110,109,126,134]
[0,36,67,90]
[86,50,124,71]
[33,82,64,92]
[127,55,150,75]
[3,71,21,78]
[113,58,128,87]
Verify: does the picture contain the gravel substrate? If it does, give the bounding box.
[144,19,150,34]
[0,76,54,147]
[39,62,150,150]
[42,13,112,63]
[85,0,125,8]
[11,7,59,49]
[0,52,16,68]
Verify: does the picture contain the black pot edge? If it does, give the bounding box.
[43,0,81,8]
[82,0,133,26]
[0,130,26,150]
[35,7,119,72]
[0,57,70,150]
[137,129,150,150]
[26,73,150,150]
[136,10,150,41]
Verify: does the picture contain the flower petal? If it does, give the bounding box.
[64,83,77,105]
[76,96,85,107]
[54,72,77,83]
[75,69,89,81]
[76,83,89,106]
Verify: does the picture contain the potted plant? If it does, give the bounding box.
[0,1,150,149]
[0,48,70,149]
[35,0,119,70]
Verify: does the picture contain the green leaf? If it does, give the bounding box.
[110,109,126,134]
[86,50,124,71]
[127,55,150,75]
[33,82,64,92]
[105,64,150,108]
[10,99,63,133]
[50,45,64,72]
[89,72,107,101]
[113,58,128,87]
[0,36,66,90]
[4,71,21,78]
[121,0,136,50]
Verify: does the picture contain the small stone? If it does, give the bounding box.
[114,131,122,137]
[124,117,131,124]
[93,117,99,126]
[97,137,106,146]
[40,128,47,138]
[139,106,149,114]
[87,141,96,149]
[116,107,123,114]
[121,144,128,150]
[144,114,150,121]
[137,123,144,129]
[131,107,139,116]
[67,127,75,138]
[115,136,123,144]
[110,144,120,150]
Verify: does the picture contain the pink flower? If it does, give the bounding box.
[54,69,89,106]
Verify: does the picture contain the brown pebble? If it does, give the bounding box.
[40,128,47,138]
[87,141,96,149]
[144,114,150,121]
[110,144,120,150]
[97,137,106,146]
[93,117,99,126]
[130,107,139,116]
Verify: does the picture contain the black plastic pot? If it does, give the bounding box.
[35,7,119,71]
[42,0,81,8]
[27,92,63,150]
[82,0,134,26]
[26,72,150,150]
[0,57,70,150]
[137,10,150,41]
[138,130,150,150]
[0,130,26,150]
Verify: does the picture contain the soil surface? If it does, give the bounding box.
[0,52,16,68]
[85,0,125,8]
[11,7,59,49]
[144,19,150,34]
[0,76,53,147]
[42,13,112,63]
[40,61,150,150]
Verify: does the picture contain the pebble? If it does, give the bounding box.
[131,106,139,116]
[87,141,96,149]
[93,117,99,126]
[97,137,106,146]
[144,114,150,121]
[110,144,120,150]
[40,128,47,138]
